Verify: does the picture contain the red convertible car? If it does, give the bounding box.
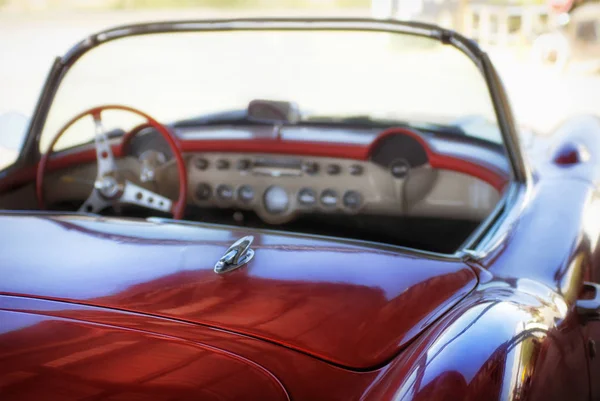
[0,18,599,401]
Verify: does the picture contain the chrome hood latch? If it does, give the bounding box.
[214,235,255,274]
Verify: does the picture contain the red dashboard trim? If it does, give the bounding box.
[372,128,508,192]
[0,127,508,195]
[180,127,508,192]
[429,154,507,193]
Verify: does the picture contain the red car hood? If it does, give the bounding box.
[0,214,477,369]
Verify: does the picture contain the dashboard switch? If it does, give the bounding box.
[195,158,209,170]
[237,159,252,171]
[349,164,364,176]
[326,164,341,175]
[216,159,230,170]
[302,161,319,175]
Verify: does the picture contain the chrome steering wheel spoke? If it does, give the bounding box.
[78,189,110,214]
[38,105,187,219]
[120,180,172,213]
[92,111,117,177]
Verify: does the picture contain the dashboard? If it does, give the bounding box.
[23,124,509,230]
[0,122,510,252]
[185,150,501,225]
[141,126,507,225]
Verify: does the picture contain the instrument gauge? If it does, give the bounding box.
[320,189,338,208]
[264,186,289,214]
[216,184,234,201]
[343,191,363,210]
[138,150,167,183]
[195,183,212,201]
[298,188,317,206]
[238,185,255,203]
[390,159,410,179]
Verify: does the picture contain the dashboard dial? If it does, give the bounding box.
[216,184,234,201]
[320,189,338,208]
[195,183,212,201]
[343,191,363,210]
[298,188,317,206]
[264,186,289,214]
[238,185,255,203]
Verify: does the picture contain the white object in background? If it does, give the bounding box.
[0,112,29,170]
[371,0,394,19]
[395,0,424,21]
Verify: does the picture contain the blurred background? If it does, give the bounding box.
[0,0,598,140]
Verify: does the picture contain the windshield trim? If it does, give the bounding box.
[10,18,527,186]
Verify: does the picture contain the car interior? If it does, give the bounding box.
[0,99,510,255]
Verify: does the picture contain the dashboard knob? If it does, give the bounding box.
[349,164,364,176]
[390,159,410,179]
[195,158,209,170]
[320,189,338,207]
[302,161,319,175]
[237,159,252,171]
[264,186,289,214]
[238,185,255,203]
[298,188,317,206]
[195,183,212,201]
[343,191,363,210]
[216,159,230,170]
[326,164,341,175]
[216,184,234,201]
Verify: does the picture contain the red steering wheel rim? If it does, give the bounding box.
[36,104,188,219]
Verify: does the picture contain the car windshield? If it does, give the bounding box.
[40,28,501,152]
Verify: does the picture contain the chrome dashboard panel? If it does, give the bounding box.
[186,152,500,225]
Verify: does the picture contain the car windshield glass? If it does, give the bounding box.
[39,29,501,152]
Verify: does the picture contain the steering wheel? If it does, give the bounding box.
[36,105,188,219]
